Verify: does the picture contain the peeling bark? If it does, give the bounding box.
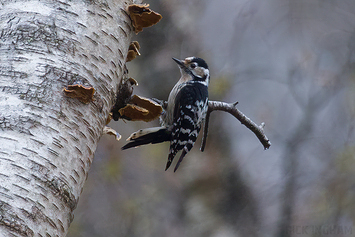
[0,0,138,236]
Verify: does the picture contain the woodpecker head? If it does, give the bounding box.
[172,57,209,83]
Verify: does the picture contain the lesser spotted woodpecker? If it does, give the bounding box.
[122,57,209,172]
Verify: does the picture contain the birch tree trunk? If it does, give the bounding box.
[0,0,137,236]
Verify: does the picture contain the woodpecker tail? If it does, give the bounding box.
[122,127,171,150]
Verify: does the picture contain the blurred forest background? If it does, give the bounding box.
[67,0,355,236]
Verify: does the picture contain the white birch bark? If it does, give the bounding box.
[0,0,138,236]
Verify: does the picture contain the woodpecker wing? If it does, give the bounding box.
[166,82,208,171]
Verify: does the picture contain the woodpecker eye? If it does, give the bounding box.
[190,63,197,69]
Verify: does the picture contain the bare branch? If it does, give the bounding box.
[200,100,271,151]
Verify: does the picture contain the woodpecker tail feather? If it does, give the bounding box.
[165,148,189,172]
[122,127,171,150]
[165,152,175,171]
[174,149,188,172]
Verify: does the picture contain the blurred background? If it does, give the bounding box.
[68,0,355,236]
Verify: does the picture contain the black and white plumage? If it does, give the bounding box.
[122,57,209,172]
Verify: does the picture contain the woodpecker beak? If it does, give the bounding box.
[172,57,185,68]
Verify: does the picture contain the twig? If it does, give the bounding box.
[200,100,271,151]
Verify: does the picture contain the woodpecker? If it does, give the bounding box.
[122,57,209,172]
